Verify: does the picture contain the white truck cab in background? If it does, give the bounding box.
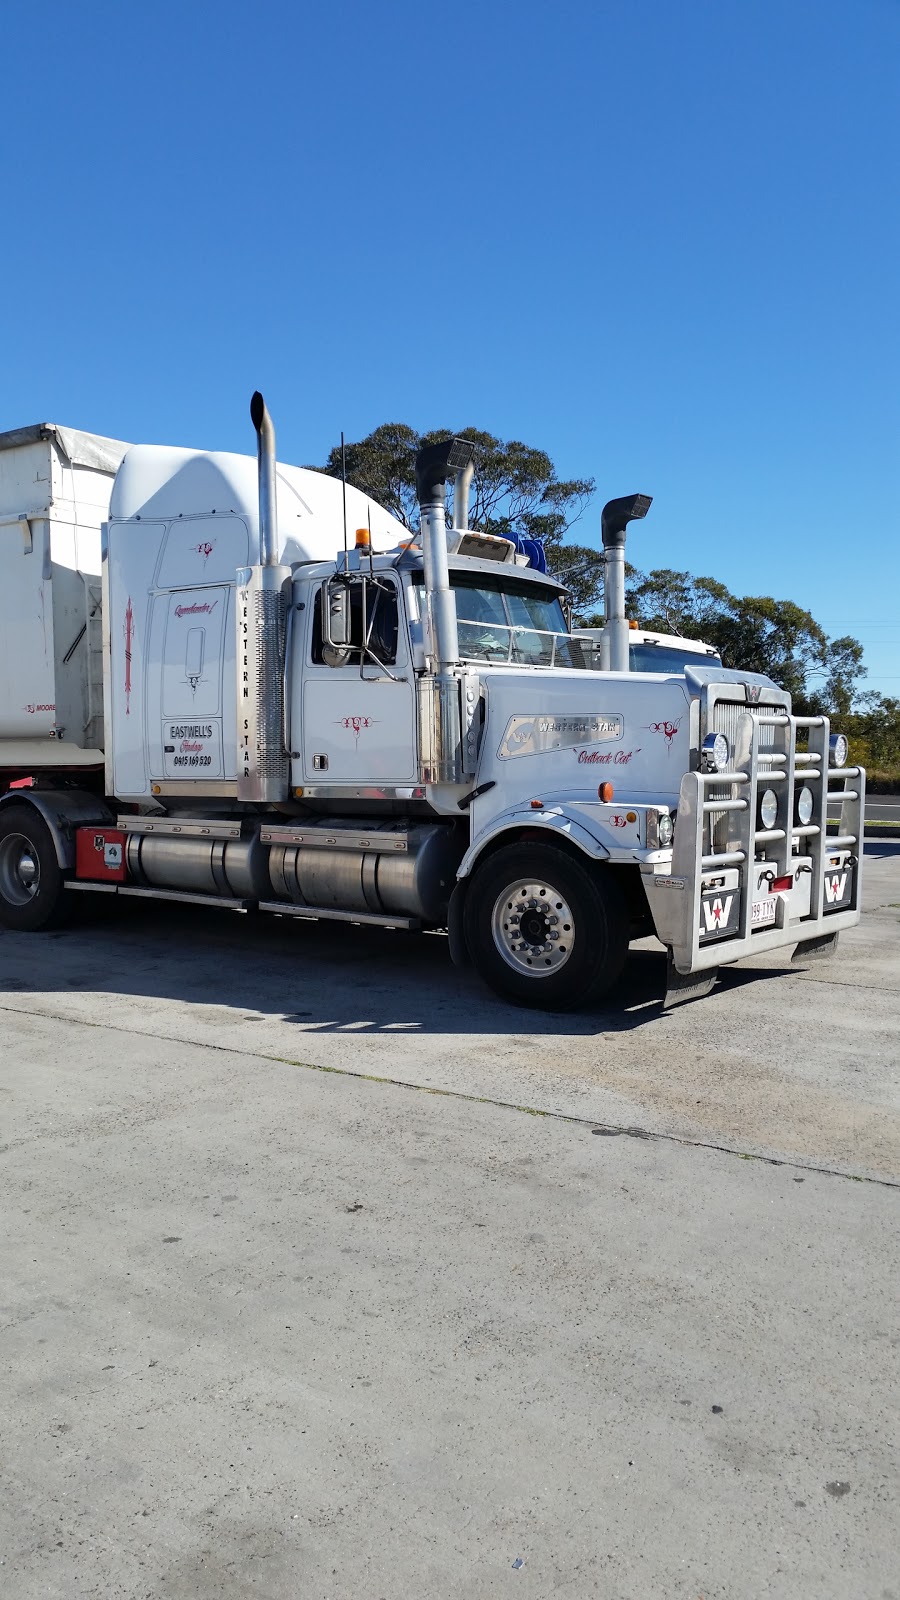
[576,624,723,676]
[0,399,864,1010]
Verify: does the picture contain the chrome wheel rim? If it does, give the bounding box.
[491,879,575,977]
[0,833,41,906]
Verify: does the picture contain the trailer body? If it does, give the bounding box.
[0,425,128,773]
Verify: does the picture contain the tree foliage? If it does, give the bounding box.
[843,693,900,773]
[591,566,869,715]
[313,424,878,728]
[313,425,602,609]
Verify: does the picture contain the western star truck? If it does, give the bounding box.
[0,398,864,1009]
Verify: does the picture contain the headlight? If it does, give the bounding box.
[646,809,675,849]
[759,788,779,830]
[796,786,814,826]
[829,733,848,768]
[701,732,730,773]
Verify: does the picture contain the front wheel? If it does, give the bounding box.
[0,806,70,931]
[464,842,628,1010]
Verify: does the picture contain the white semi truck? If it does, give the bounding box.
[0,398,863,1009]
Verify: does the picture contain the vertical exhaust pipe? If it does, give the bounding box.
[236,392,291,801]
[250,390,279,566]
[601,493,652,673]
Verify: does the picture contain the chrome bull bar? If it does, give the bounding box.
[644,709,864,975]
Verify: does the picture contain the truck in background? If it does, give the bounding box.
[576,623,723,675]
[0,398,864,1010]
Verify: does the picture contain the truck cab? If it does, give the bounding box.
[0,401,865,1013]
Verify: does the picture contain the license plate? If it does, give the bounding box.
[752,897,777,926]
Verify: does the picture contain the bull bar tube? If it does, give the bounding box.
[642,708,865,975]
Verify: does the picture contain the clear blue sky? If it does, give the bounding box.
[3,0,898,694]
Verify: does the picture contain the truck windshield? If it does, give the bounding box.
[416,573,589,668]
[630,643,723,672]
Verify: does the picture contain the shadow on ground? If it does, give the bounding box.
[0,882,800,1040]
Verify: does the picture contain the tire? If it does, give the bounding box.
[0,806,70,931]
[464,842,628,1010]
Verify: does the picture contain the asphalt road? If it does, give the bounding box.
[2,842,898,1598]
[827,793,900,827]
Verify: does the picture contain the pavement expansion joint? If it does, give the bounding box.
[2,997,898,1192]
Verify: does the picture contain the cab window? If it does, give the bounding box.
[311,578,399,666]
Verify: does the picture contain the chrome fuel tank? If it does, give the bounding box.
[125,826,271,899]
[263,818,462,922]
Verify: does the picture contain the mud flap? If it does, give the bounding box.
[792,930,840,963]
[447,881,470,968]
[664,950,719,1008]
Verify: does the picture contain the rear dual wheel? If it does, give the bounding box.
[465,842,628,1010]
[0,807,69,931]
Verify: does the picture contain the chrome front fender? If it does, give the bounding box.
[458,804,611,880]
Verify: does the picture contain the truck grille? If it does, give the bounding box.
[710,700,780,753]
[705,690,789,854]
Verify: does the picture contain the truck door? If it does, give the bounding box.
[148,585,231,779]
[298,577,416,786]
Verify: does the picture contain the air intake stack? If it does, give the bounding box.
[236,392,292,801]
[414,436,476,783]
[601,492,652,673]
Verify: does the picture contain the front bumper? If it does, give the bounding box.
[642,708,864,974]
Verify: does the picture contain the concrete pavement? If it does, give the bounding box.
[1,842,899,1597]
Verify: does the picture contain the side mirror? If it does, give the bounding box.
[321,578,353,667]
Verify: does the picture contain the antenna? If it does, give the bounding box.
[340,431,349,573]
[367,505,375,578]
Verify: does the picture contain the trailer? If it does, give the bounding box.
[0,399,864,1009]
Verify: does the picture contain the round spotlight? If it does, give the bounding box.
[829,733,848,769]
[701,732,730,773]
[657,812,674,848]
[796,786,814,826]
[759,789,779,830]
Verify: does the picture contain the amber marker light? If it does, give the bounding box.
[530,799,544,809]
[599,782,615,802]
[355,527,370,548]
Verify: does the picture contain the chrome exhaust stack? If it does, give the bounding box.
[236,392,292,802]
[251,389,279,568]
[453,457,475,533]
[601,493,652,673]
[414,437,476,783]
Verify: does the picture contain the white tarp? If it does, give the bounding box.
[0,423,131,475]
[50,425,130,475]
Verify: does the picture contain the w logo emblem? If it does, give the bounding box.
[824,873,848,904]
[702,895,733,932]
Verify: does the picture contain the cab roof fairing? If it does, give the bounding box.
[108,445,408,566]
